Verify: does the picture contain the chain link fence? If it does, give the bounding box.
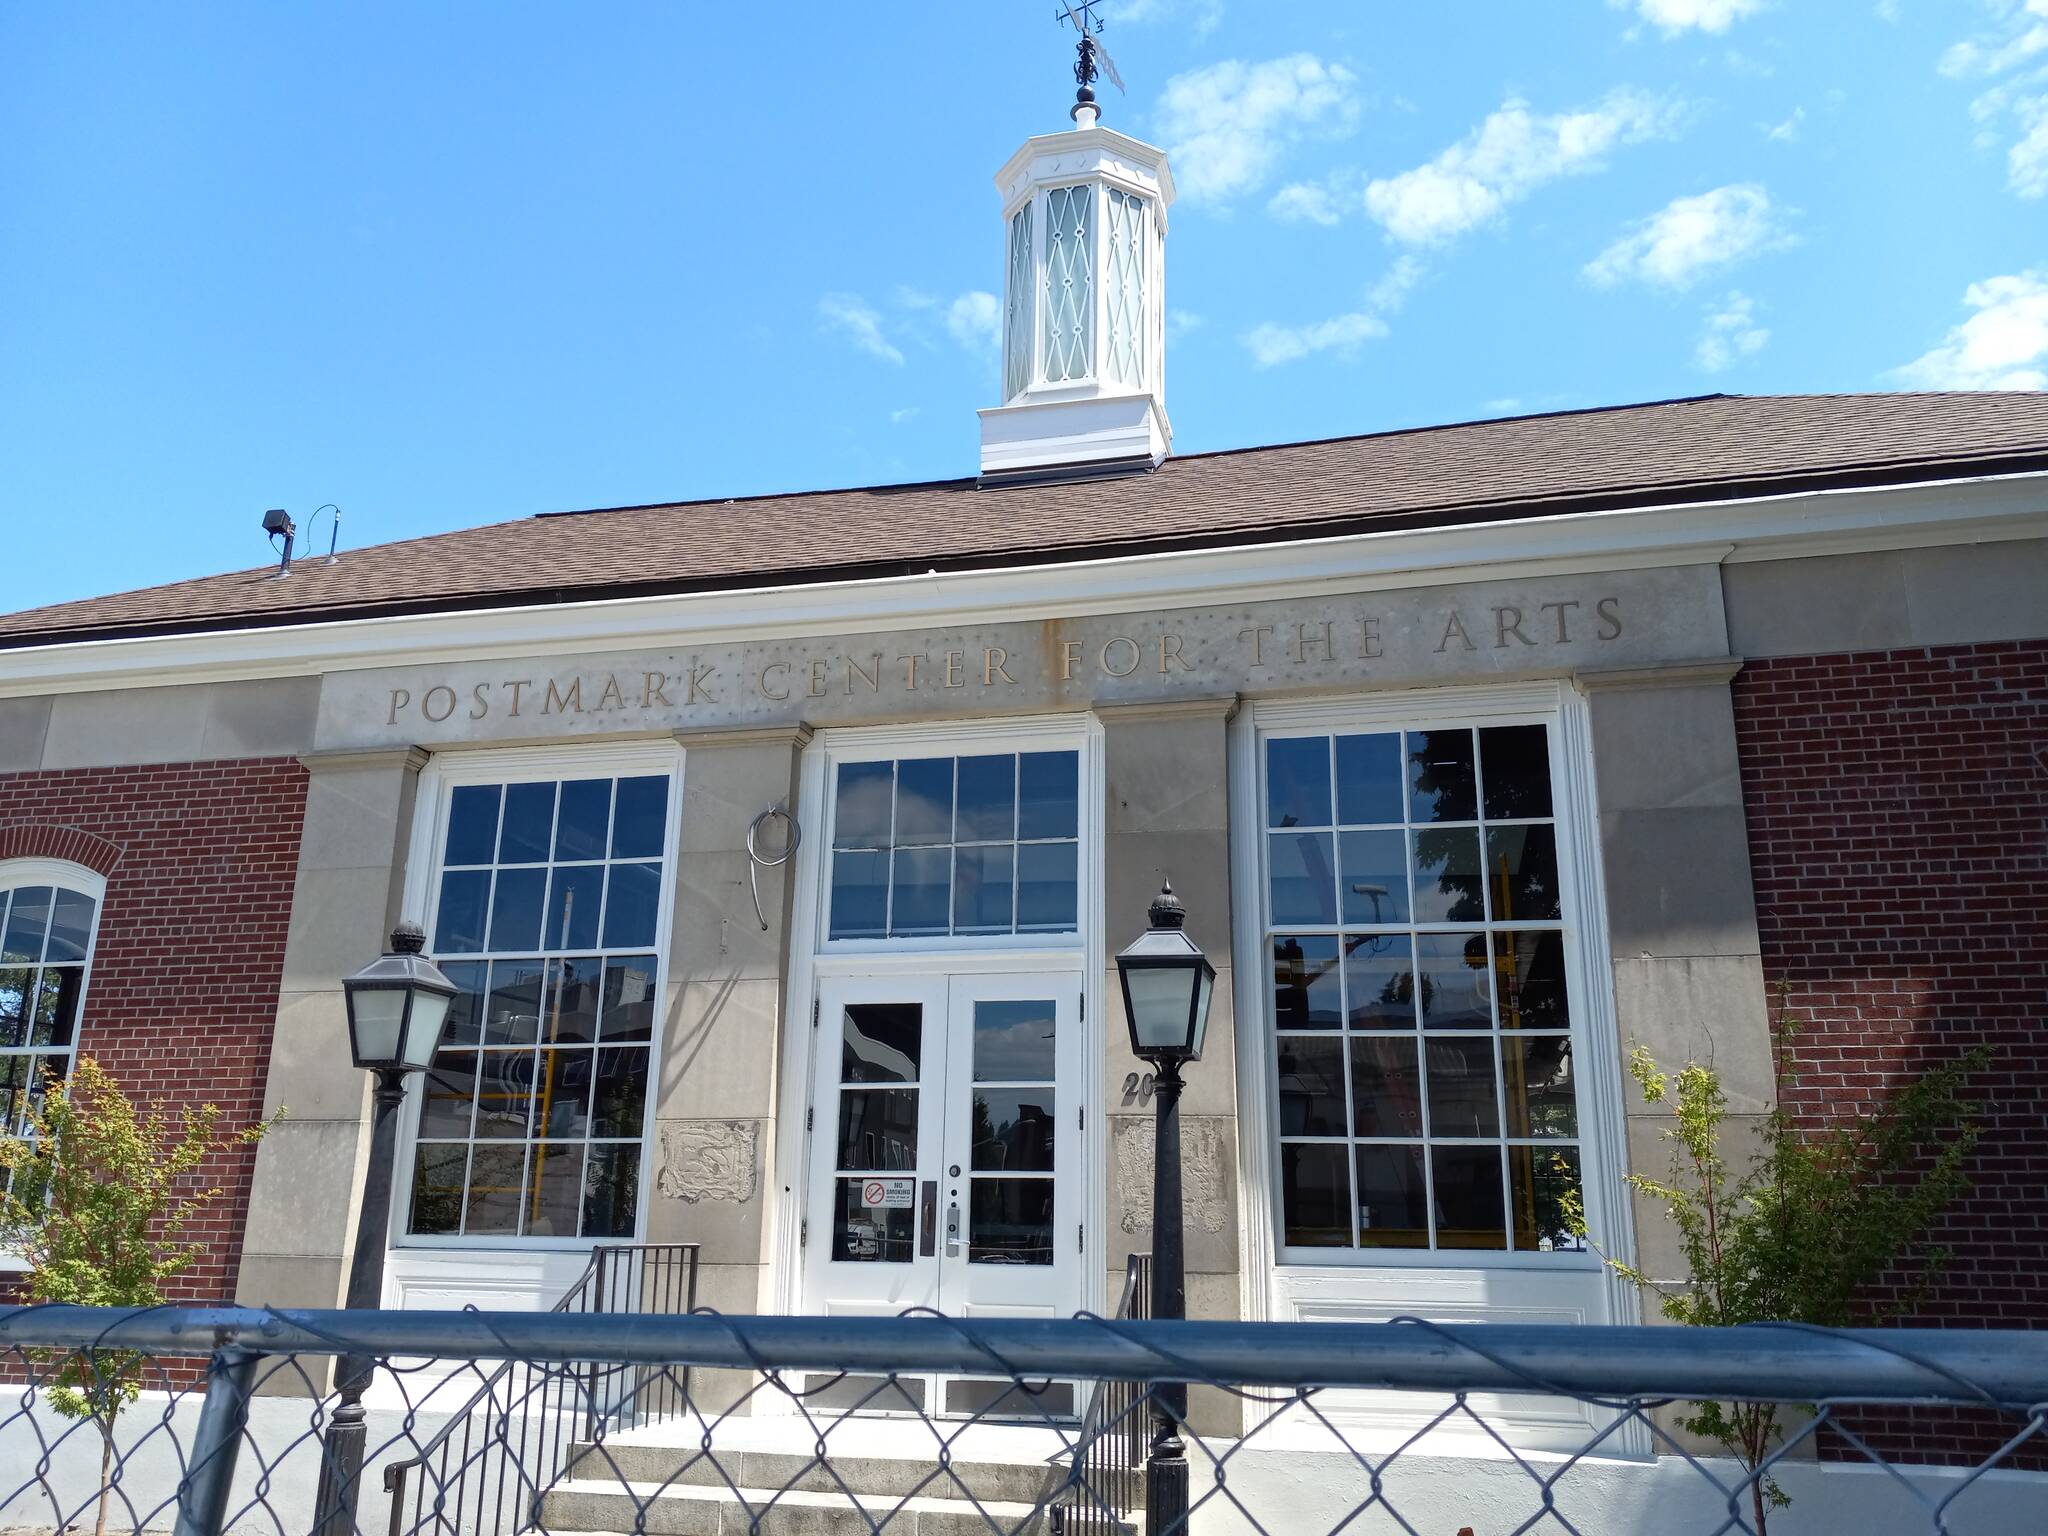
[3,1301,2044,1536]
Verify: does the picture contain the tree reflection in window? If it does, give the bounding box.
[1264,725,1584,1255]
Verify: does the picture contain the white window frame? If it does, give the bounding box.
[0,858,106,1274]
[388,741,685,1260]
[810,721,1096,959]
[1230,684,1639,1294]
[770,713,1108,1319]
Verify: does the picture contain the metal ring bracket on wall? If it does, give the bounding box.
[744,805,801,931]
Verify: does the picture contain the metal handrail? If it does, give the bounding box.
[379,1250,600,1536]
[379,1242,700,1536]
[1054,1252,1151,1534]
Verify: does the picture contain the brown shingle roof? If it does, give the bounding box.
[6,391,2047,647]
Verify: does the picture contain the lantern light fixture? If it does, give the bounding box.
[340,921,457,1076]
[1115,879,1216,1065]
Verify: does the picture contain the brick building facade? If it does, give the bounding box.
[0,757,307,1304]
[3,351,2046,1535]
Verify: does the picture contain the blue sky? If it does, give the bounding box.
[4,1,2045,612]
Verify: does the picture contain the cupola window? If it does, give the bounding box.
[1003,206,1033,401]
[1041,185,1095,383]
[1104,187,1148,387]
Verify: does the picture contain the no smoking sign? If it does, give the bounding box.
[860,1177,914,1210]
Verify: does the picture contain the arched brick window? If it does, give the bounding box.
[1,859,105,1182]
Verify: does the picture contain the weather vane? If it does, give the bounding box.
[1058,0,1124,120]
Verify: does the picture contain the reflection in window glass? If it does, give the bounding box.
[410,770,671,1240]
[0,872,99,1198]
[968,999,1057,1262]
[1356,1145,1428,1248]
[1264,723,1583,1254]
[828,751,1081,940]
[1272,936,1341,1029]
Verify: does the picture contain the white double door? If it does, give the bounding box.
[803,969,1085,1353]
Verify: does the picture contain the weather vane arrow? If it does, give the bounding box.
[1059,0,1125,107]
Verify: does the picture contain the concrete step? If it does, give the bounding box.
[562,1436,1084,1508]
[540,1479,1139,1535]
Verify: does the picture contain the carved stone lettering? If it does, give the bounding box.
[317,566,1725,751]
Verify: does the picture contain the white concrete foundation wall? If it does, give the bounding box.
[1187,1441,2048,1535]
[8,1388,2044,1534]
[0,1391,500,1535]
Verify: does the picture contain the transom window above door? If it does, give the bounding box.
[828,751,1080,941]
[1260,723,1586,1259]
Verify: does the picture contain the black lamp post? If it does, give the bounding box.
[1115,880,1216,1536]
[313,921,457,1536]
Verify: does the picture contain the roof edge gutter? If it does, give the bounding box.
[0,466,2044,700]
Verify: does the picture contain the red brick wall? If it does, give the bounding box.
[1732,639,2048,1461]
[0,757,308,1304]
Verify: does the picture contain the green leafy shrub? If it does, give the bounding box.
[1564,1005,1988,1535]
[0,1056,278,1536]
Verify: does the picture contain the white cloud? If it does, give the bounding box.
[946,291,1001,353]
[818,293,903,366]
[1368,254,1426,312]
[2013,98,2048,192]
[1585,183,1787,288]
[820,288,1006,365]
[1241,258,1422,368]
[1617,0,1767,33]
[1890,270,2048,389]
[1156,54,1360,205]
[1112,0,1225,35]
[1941,0,2048,198]
[888,406,920,425]
[1696,291,1770,370]
[1167,308,1205,339]
[1763,106,1804,141]
[1939,0,2048,78]
[1242,310,1387,368]
[1362,90,1680,245]
[1268,180,1346,225]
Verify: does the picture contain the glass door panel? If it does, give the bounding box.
[803,971,1085,1416]
[803,978,947,1322]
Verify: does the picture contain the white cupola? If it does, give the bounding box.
[978,88,1175,484]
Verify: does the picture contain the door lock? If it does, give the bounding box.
[945,1198,961,1258]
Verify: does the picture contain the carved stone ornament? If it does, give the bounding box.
[1112,1115,1229,1235]
[657,1121,760,1204]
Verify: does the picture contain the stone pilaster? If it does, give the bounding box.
[1578,659,1772,1297]
[1095,696,1241,1436]
[645,725,810,1411]
[235,747,429,1388]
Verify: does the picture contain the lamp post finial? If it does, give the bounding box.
[1148,879,1186,930]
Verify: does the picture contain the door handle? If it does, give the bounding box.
[945,1198,961,1258]
[919,1181,937,1257]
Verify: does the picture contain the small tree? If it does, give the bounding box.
[0,1056,277,1536]
[1566,1007,1988,1536]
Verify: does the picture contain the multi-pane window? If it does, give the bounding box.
[410,773,671,1240]
[828,752,1080,941]
[1262,724,1585,1256]
[0,870,98,1188]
